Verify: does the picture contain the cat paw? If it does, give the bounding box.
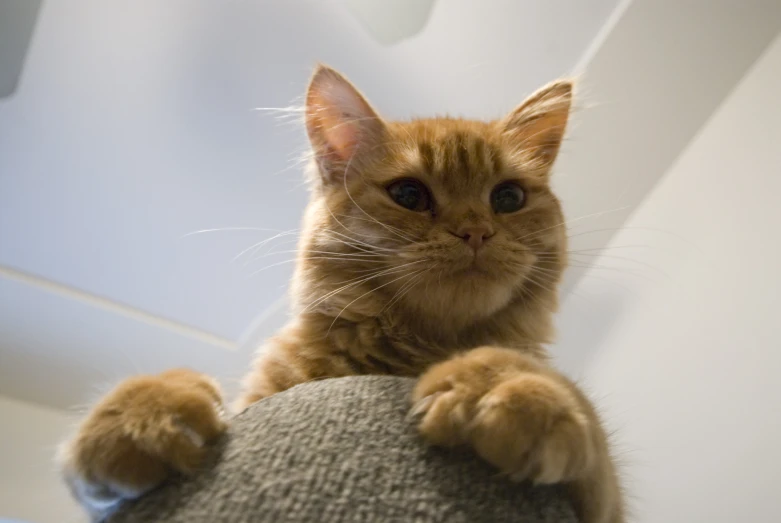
[412,347,594,484]
[59,369,227,519]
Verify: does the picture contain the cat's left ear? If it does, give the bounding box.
[500,80,573,172]
[305,65,387,184]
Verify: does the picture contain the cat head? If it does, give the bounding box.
[295,65,570,330]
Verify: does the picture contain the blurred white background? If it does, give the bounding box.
[1,1,780,522]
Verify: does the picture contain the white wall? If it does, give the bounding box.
[0,396,83,523]
[554,34,781,522]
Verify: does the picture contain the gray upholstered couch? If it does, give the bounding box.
[108,376,576,522]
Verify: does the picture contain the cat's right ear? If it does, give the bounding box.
[305,65,387,184]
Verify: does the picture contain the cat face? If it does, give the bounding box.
[299,66,570,323]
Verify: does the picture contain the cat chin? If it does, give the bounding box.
[457,267,491,278]
[409,271,517,322]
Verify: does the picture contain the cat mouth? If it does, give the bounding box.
[438,248,502,278]
[461,267,489,277]
[458,255,492,276]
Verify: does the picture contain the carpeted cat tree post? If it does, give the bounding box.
[108,376,577,523]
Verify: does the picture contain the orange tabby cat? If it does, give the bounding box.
[60,65,624,522]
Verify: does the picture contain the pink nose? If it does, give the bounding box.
[456,225,494,251]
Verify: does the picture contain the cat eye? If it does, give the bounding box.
[490,182,526,214]
[386,178,432,212]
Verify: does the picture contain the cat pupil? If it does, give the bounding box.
[387,179,431,212]
[398,184,420,208]
[491,183,525,214]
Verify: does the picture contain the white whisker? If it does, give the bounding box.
[181,226,287,238]
[341,146,417,243]
[515,205,630,243]
[248,255,390,277]
[301,260,428,314]
[326,268,427,335]
[382,269,431,312]
[566,226,698,250]
[233,230,300,263]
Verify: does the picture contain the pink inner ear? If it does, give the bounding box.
[321,108,361,161]
[306,69,380,164]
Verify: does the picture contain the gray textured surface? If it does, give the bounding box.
[109,376,576,523]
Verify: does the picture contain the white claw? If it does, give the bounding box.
[408,392,441,421]
[177,422,205,448]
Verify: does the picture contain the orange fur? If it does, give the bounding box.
[61,65,624,522]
